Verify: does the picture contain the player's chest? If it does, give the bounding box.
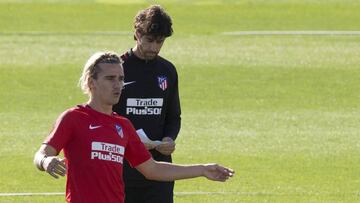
[70,121,128,163]
[123,67,170,95]
[74,121,128,150]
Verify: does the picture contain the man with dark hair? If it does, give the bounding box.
[34,52,234,203]
[113,5,181,203]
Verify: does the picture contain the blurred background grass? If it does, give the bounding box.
[1,0,360,202]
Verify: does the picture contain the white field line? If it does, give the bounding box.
[1,31,360,36]
[222,31,360,35]
[0,192,64,196]
[0,191,243,197]
[177,191,241,195]
[1,191,357,197]
[0,31,132,36]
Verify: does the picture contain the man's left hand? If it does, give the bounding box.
[155,137,175,155]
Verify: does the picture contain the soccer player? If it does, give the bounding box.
[112,5,181,202]
[33,52,234,203]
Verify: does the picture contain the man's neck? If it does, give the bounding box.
[87,100,112,115]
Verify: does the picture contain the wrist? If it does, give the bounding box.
[200,164,207,177]
[36,154,47,171]
[41,155,48,170]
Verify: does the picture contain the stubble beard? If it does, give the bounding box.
[139,45,157,60]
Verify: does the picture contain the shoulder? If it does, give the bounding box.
[56,105,89,122]
[67,105,90,117]
[157,56,178,78]
[120,50,131,63]
[51,107,80,129]
[157,56,176,70]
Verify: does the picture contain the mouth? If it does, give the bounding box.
[146,52,157,56]
[113,91,121,97]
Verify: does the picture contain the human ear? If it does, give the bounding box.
[88,77,95,90]
[135,31,142,42]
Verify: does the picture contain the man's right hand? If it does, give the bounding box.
[43,157,66,179]
[155,137,175,155]
[143,143,156,150]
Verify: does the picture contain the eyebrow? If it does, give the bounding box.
[105,75,124,80]
[146,36,164,41]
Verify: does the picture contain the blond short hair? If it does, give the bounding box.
[79,51,122,94]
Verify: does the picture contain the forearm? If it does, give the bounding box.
[144,161,205,181]
[137,158,234,182]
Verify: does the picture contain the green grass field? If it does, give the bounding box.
[1,0,360,202]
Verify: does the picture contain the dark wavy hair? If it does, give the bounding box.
[134,5,173,39]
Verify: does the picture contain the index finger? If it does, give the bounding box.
[52,158,66,171]
[58,159,66,168]
[216,165,235,175]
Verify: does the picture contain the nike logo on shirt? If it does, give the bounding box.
[124,81,136,86]
[89,125,102,130]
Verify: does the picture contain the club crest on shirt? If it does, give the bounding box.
[115,124,124,138]
[157,76,168,91]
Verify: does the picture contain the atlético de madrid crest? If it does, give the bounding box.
[157,76,168,91]
[115,124,124,138]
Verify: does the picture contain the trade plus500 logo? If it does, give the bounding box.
[126,98,163,115]
[91,142,125,163]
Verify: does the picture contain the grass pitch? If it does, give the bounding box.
[1,0,360,202]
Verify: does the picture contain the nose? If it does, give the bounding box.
[114,80,123,90]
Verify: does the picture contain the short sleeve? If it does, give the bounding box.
[44,110,75,153]
[123,120,151,167]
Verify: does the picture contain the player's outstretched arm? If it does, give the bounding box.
[136,158,234,182]
[34,144,66,179]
